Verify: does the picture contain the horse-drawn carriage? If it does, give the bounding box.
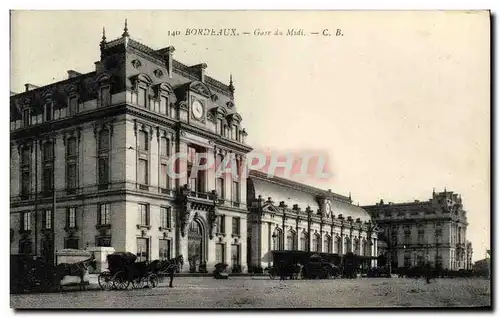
[97,252,184,290]
[10,253,96,293]
[97,252,160,290]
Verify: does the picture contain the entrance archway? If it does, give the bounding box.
[188,220,204,272]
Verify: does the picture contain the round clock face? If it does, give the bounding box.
[192,100,204,120]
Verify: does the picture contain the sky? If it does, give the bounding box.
[10,10,490,261]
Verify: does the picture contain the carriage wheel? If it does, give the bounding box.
[131,277,145,289]
[112,271,130,290]
[147,274,159,288]
[98,271,113,291]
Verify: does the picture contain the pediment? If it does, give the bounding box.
[189,81,211,97]
[155,82,174,94]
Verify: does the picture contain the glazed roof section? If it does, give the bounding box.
[248,170,372,222]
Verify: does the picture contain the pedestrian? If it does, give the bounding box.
[425,262,432,284]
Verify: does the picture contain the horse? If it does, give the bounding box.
[159,255,184,288]
[55,254,96,291]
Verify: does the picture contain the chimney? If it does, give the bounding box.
[157,46,176,78]
[67,70,82,79]
[95,61,104,73]
[24,83,39,92]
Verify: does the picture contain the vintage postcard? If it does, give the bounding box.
[9,10,491,309]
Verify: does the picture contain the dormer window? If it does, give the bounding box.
[68,95,78,115]
[160,95,168,115]
[217,119,224,135]
[22,109,30,128]
[138,87,148,108]
[45,102,53,121]
[100,86,110,107]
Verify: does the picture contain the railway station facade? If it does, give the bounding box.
[10,23,469,273]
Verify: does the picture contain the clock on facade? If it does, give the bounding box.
[192,100,204,120]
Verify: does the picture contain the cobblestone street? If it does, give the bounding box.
[11,277,491,309]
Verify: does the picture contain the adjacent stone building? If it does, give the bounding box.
[10,23,251,272]
[363,189,473,270]
[247,170,379,270]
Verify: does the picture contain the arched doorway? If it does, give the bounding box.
[188,220,204,272]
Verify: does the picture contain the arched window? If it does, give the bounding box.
[300,231,307,251]
[324,235,332,253]
[273,228,283,250]
[335,236,342,254]
[286,230,297,250]
[312,233,321,252]
[354,238,360,255]
[345,236,352,253]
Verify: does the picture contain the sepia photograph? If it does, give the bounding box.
[8,10,491,309]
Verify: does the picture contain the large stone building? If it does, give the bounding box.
[363,189,473,270]
[247,170,379,271]
[10,23,252,272]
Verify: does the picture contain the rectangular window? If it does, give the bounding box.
[45,102,53,121]
[138,159,149,185]
[232,181,240,203]
[139,131,148,152]
[66,163,77,190]
[99,203,111,225]
[23,212,31,231]
[65,238,79,249]
[160,137,168,157]
[232,217,240,235]
[136,238,149,262]
[43,143,54,162]
[21,170,30,196]
[160,96,168,115]
[67,138,77,158]
[96,236,111,247]
[23,109,30,127]
[67,207,76,229]
[159,239,171,261]
[216,215,225,234]
[216,243,225,263]
[160,207,171,229]
[22,148,31,166]
[404,234,410,246]
[69,96,78,115]
[216,177,224,199]
[19,239,32,254]
[43,167,53,193]
[160,164,168,189]
[98,157,109,185]
[44,210,52,230]
[231,244,240,266]
[100,86,110,107]
[138,87,147,107]
[404,254,411,267]
[138,204,149,226]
